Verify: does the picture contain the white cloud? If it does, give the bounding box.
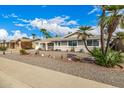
[2,14,9,18]
[88,6,100,15]
[17,18,31,23]
[0,29,28,41]
[48,16,70,25]
[47,16,78,26]
[10,30,28,40]
[0,29,8,40]
[30,17,78,35]
[118,9,124,14]
[15,23,25,27]
[86,26,124,36]
[113,27,124,35]
[11,15,78,36]
[2,13,18,18]
[11,13,18,18]
[85,26,100,35]
[66,20,78,25]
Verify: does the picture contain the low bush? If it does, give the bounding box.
[0,46,7,51]
[91,48,123,68]
[20,49,29,55]
[79,49,84,53]
[70,47,75,52]
[55,49,61,51]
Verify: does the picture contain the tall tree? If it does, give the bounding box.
[105,5,124,54]
[32,33,36,39]
[99,5,124,55]
[99,5,106,54]
[40,28,52,38]
[77,26,93,54]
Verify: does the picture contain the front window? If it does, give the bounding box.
[48,43,53,46]
[78,40,83,45]
[87,39,99,46]
[55,42,57,46]
[68,41,77,46]
[35,42,39,45]
[58,42,61,46]
[61,41,67,46]
[93,40,99,46]
[40,43,43,45]
[87,40,92,46]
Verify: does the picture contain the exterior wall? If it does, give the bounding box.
[33,41,49,50]
[0,43,9,48]
[54,39,101,52]
[54,45,87,52]
[21,41,32,49]
[32,35,102,52]
[9,43,15,49]
[9,41,32,50]
[54,44,99,52]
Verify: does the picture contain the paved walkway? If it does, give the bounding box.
[0,57,115,88]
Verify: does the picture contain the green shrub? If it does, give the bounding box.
[0,46,7,51]
[70,47,75,52]
[20,49,28,55]
[79,49,84,53]
[91,48,123,67]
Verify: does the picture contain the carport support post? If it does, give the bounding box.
[45,43,48,51]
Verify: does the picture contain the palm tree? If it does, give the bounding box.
[32,33,36,39]
[77,26,93,54]
[40,28,52,38]
[99,5,124,55]
[55,34,59,37]
[99,5,106,54]
[110,32,124,52]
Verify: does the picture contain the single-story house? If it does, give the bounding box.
[33,31,104,52]
[0,41,9,48]
[33,38,58,51]
[9,38,33,50]
[110,38,124,52]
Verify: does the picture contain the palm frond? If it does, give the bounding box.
[77,26,93,40]
[40,28,52,38]
[105,5,124,11]
[79,26,93,32]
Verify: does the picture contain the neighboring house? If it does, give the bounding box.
[9,38,33,50]
[33,38,59,50]
[0,41,9,48]
[110,38,124,52]
[32,39,41,49]
[33,31,102,52]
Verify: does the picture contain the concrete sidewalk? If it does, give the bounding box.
[0,57,115,88]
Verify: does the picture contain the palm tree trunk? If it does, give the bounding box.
[105,16,120,54]
[105,33,112,54]
[83,40,93,54]
[100,5,106,54]
[100,27,105,54]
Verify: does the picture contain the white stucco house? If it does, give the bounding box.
[33,31,103,52]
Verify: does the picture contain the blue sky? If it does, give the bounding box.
[0,5,102,40]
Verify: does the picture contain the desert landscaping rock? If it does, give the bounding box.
[0,57,115,88]
[0,51,124,87]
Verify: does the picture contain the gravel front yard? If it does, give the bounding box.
[0,51,124,87]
